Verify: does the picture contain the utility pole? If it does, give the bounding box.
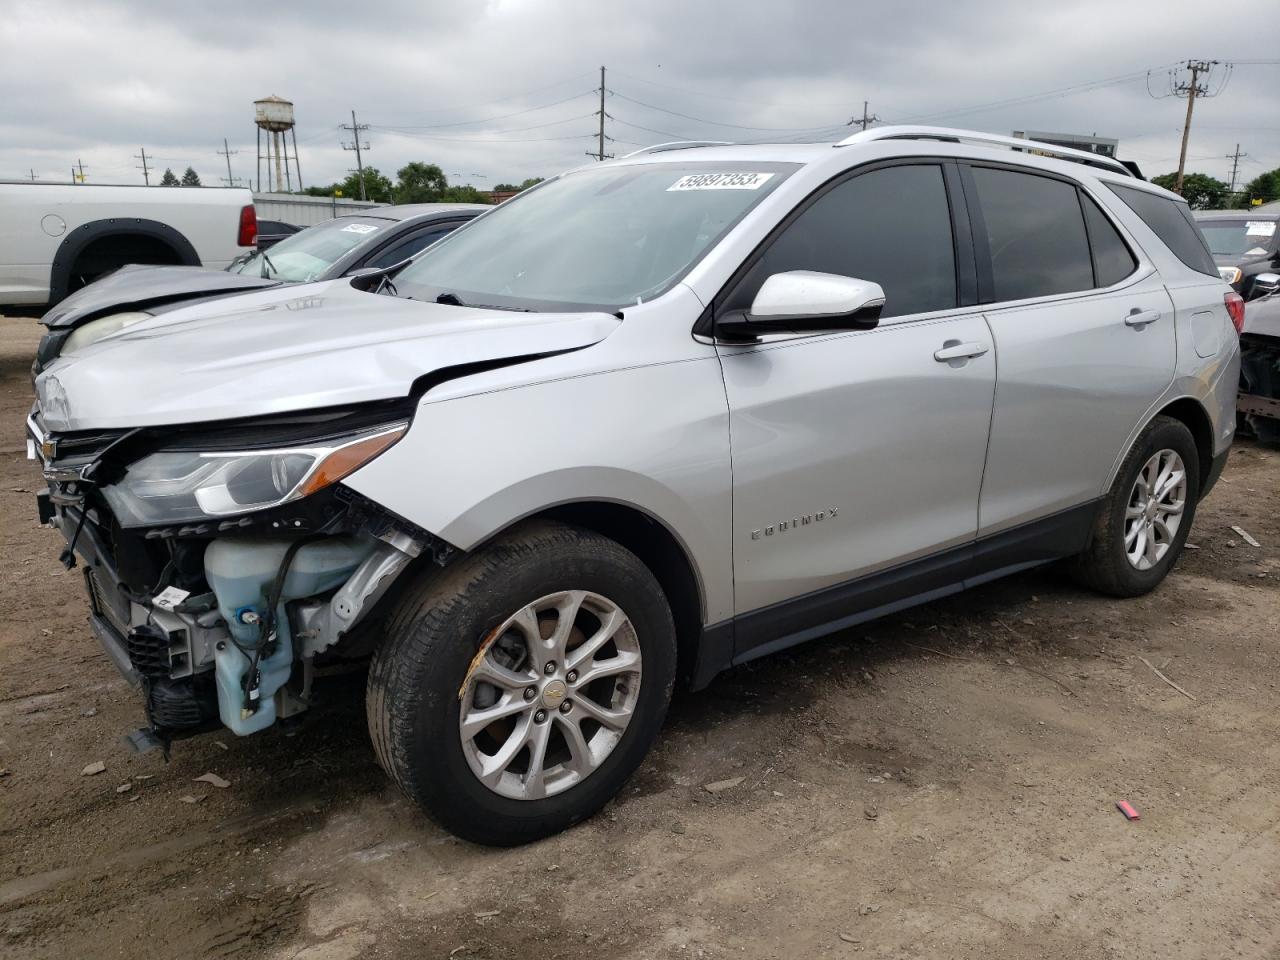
[218,138,241,187]
[1226,143,1246,194]
[1172,60,1218,195]
[847,100,880,131]
[72,159,87,184]
[76,158,87,183]
[135,147,151,185]
[341,110,370,200]
[29,169,36,181]
[586,66,613,161]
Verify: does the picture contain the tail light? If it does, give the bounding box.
[1225,291,1245,335]
[237,205,258,247]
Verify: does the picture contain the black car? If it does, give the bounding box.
[255,219,301,250]
[1194,208,1280,298]
[34,203,488,374]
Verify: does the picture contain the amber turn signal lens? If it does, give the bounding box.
[297,426,406,496]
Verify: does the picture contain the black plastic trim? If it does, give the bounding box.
[691,499,1102,678]
[1200,447,1229,500]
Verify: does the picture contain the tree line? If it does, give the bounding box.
[302,164,544,204]
[152,163,545,201]
[1151,167,1280,210]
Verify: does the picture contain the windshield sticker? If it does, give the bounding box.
[668,172,774,192]
[1245,221,1276,238]
[341,223,380,235]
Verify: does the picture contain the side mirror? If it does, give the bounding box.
[716,271,884,339]
[1252,272,1280,299]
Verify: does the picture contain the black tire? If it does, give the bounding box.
[367,520,677,845]
[1068,415,1200,598]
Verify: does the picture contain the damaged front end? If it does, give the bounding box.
[28,401,452,753]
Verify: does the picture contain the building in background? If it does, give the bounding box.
[1012,130,1119,159]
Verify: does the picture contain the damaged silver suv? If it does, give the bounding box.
[30,127,1240,845]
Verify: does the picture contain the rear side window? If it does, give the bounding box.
[1081,194,1138,287]
[1105,183,1217,277]
[366,225,457,269]
[725,163,956,318]
[968,166,1093,302]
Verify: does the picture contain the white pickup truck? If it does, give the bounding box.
[0,181,257,312]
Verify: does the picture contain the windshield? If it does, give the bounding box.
[230,216,394,281]
[394,162,796,311]
[1198,219,1277,258]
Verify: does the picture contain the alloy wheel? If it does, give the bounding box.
[1124,448,1187,571]
[458,590,642,800]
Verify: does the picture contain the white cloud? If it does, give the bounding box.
[2,0,1276,191]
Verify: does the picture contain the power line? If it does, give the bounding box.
[369,71,596,123]
[373,113,596,137]
[217,138,241,187]
[368,90,593,130]
[1226,143,1247,192]
[134,147,151,186]
[847,101,879,131]
[609,90,841,132]
[340,110,370,200]
[1149,60,1231,194]
[369,129,593,144]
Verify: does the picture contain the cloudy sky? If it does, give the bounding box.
[2,0,1277,192]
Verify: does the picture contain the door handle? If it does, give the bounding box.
[1124,309,1161,327]
[933,341,989,362]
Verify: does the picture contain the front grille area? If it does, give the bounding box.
[85,566,131,637]
[126,625,171,680]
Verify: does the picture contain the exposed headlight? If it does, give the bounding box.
[62,311,153,354]
[101,423,406,527]
[1219,267,1243,285]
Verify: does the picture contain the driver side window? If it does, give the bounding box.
[724,164,957,319]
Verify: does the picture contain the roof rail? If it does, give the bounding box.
[835,125,1134,178]
[619,140,734,159]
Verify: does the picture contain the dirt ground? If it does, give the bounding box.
[2,314,1278,960]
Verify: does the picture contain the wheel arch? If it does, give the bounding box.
[1153,396,1214,494]
[492,500,710,689]
[49,218,200,305]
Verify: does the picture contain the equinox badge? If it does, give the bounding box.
[750,507,838,540]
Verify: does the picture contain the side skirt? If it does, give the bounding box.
[687,500,1100,690]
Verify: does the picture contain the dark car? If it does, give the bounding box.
[34,203,488,374]
[255,219,302,250]
[1193,209,1280,298]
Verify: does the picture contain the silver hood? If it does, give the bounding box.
[35,280,621,431]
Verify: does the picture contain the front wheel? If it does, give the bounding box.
[367,521,677,845]
[1068,415,1200,597]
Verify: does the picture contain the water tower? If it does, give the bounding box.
[254,95,303,193]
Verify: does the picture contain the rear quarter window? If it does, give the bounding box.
[1105,183,1217,277]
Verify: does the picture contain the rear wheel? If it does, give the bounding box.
[1069,416,1200,597]
[367,521,676,845]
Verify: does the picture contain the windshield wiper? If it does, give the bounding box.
[435,292,465,306]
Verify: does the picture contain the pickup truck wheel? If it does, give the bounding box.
[1068,415,1200,597]
[367,520,676,845]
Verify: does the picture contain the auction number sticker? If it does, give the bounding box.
[668,172,774,191]
[341,223,380,235]
[1245,220,1276,238]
